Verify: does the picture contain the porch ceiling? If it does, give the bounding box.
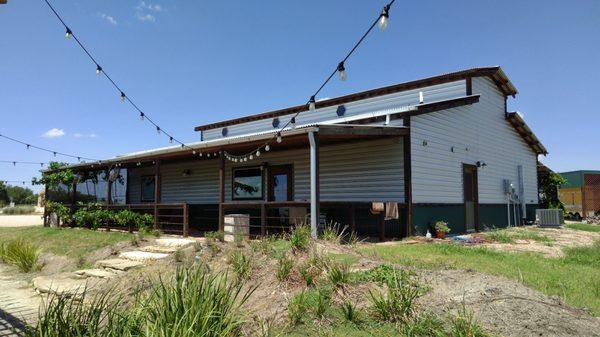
[58,124,408,171]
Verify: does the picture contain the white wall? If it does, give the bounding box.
[410,77,538,204]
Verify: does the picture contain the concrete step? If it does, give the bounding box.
[74,268,121,279]
[155,238,198,248]
[140,245,179,254]
[32,274,102,297]
[119,251,169,262]
[96,258,144,271]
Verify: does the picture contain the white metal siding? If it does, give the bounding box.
[410,77,538,204]
[203,80,465,140]
[223,138,405,202]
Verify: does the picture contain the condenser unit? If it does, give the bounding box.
[536,209,564,228]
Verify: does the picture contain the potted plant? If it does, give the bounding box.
[434,221,450,239]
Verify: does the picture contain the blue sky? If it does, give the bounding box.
[1,0,599,191]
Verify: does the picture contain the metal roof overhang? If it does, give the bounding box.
[506,112,548,155]
[52,124,408,172]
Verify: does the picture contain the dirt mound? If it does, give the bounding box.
[419,269,600,337]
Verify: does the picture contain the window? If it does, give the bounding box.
[233,167,263,200]
[141,175,155,202]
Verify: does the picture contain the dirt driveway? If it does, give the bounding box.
[0,215,43,227]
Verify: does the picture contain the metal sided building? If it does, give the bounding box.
[46,66,548,239]
[559,170,600,219]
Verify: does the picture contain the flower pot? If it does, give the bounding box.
[436,231,446,239]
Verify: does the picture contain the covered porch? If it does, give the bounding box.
[50,124,410,239]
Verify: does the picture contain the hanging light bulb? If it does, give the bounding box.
[26,144,30,150]
[12,162,16,166]
[378,5,390,31]
[309,96,316,112]
[77,157,81,162]
[244,157,247,162]
[249,155,254,160]
[265,144,270,152]
[120,92,126,102]
[192,150,197,155]
[156,126,161,134]
[207,153,211,158]
[53,152,57,157]
[96,65,102,75]
[256,150,261,157]
[291,116,296,128]
[337,62,347,81]
[40,163,44,167]
[65,28,72,39]
[169,137,173,144]
[140,112,145,121]
[199,152,203,157]
[276,132,282,143]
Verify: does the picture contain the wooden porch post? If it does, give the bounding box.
[308,131,320,239]
[403,117,413,237]
[43,183,49,227]
[154,160,161,230]
[106,173,112,205]
[183,203,189,237]
[218,155,225,232]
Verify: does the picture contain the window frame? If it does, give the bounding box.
[231,166,264,201]
[140,175,156,203]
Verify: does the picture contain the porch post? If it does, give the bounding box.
[218,155,225,232]
[154,159,161,229]
[106,173,112,205]
[403,117,413,237]
[308,131,320,239]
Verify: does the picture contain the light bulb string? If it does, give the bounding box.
[42,0,190,150]
[0,160,52,167]
[224,0,395,160]
[0,133,98,162]
[0,180,32,185]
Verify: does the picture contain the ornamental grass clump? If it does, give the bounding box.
[229,250,252,281]
[276,254,294,282]
[369,269,425,323]
[289,225,311,252]
[0,239,40,272]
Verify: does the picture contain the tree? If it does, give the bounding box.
[0,182,9,206]
[6,185,37,205]
[539,172,567,210]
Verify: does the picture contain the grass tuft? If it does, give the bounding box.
[229,250,252,281]
[276,254,294,282]
[0,239,40,272]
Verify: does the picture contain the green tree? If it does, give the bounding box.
[6,185,37,205]
[0,181,9,206]
[539,172,567,209]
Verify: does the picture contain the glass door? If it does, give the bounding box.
[268,165,293,201]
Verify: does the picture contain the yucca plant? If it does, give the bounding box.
[0,239,40,272]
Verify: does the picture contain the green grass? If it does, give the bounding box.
[360,241,600,316]
[1,205,37,215]
[0,226,133,259]
[566,223,600,233]
[482,227,554,244]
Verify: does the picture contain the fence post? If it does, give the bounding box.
[183,203,189,237]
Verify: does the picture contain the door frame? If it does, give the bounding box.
[462,163,479,231]
[267,165,294,201]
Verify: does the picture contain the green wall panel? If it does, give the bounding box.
[413,205,464,235]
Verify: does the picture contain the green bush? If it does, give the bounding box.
[1,205,36,215]
[229,250,252,281]
[326,262,351,287]
[206,231,225,242]
[369,269,425,323]
[72,206,153,231]
[114,210,138,228]
[289,225,311,252]
[276,254,294,282]
[0,239,40,272]
[288,291,309,325]
[340,301,359,323]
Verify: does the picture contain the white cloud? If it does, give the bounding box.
[99,13,118,26]
[136,1,162,22]
[136,13,156,22]
[42,128,65,138]
[73,133,98,139]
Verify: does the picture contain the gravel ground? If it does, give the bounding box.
[0,215,43,227]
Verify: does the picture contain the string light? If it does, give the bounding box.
[378,5,390,31]
[96,65,102,75]
[337,62,347,81]
[265,144,270,152]
[120,92,126,102]
[0,133,98,162]
[65,27,72,39]
[290,117,296,128]
[140,112,145,121]
[169,137,173,144]
[0,160,52,166]
[156,126,161,134]
[309,95,316,113]
[276,132,282,143]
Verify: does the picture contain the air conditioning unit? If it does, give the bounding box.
[536,209,564,228]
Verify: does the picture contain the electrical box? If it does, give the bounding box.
[503,179,512,195]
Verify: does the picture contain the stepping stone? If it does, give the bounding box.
[155,238,198,248]
[96,258,144,271]
[119,251,169,262]
[140,245,179,254]
[32,274,101,297]
[74,268,120,279]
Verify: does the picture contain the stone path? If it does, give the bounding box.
[0,237,200,336]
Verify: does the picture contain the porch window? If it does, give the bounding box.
[141,175,155,202]
[232,167,263,200]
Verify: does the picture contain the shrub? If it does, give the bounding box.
[114,210,138,228]
[320,222,347,243]
[229,250,252,281]
[0,239,40,272]
[369,269,424,323]
[326,262,350,287]
[340,301,359,323]
[1,205,36,215]
[174,248,185,263]
[289,225,311,252]
[312,288,330,319]
[276,254,294,282]
[206,230,225,242]
[288,291,309,325]
[355,264,402,284]
[434,220,450,234]
[449,306,489,337]
[298,262,319,287]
